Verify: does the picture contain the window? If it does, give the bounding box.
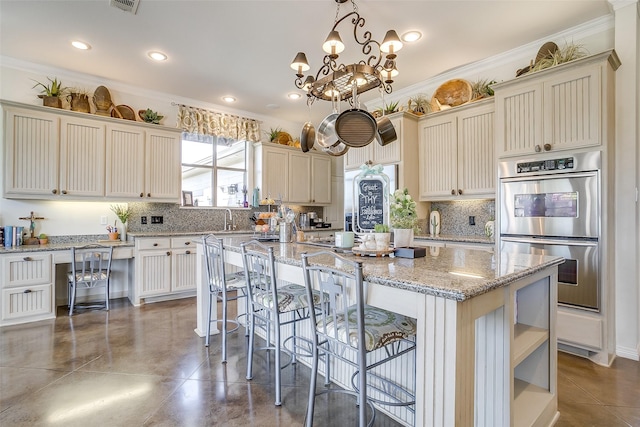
[181,133,248,207]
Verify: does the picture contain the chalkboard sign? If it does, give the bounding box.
[353,166,390,234]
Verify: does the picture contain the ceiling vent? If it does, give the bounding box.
[109,0,140,14]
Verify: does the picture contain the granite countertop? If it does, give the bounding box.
[0,240,134,254]
[220,236,563,302]
[127,230,255,238]
[414,234,495,245]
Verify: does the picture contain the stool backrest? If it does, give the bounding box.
[301,251,365,350]
[240,240,278,312]
[202,234,226,293]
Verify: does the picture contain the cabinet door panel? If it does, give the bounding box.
[139,251,171,296]
[544,65,600,150]
[145,130,181,201]
[373,116,402,164]
[106,125,145,198]
[419,115,457,198]
[2,253,52,287]
[344,145,373,170]
[262,148,289,201]
[495,82,543,157]
[289,153,312,203]
[311,155,332,204]
[172,250,197,292]
[4,109,59,196]
[59,118,105,197]
[2,284,53,322]
[457,105,495,197]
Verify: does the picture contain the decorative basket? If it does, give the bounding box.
[430,79,473,112]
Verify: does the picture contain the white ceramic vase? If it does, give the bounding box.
[393,228,414,248]
[120,223,127,242]
[429,211,441,236]
[374,232,391,250]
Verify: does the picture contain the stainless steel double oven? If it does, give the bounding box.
[499,151,601,311]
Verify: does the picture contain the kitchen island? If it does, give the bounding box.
[195,236,563,427]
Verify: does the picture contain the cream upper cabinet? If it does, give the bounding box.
[145,129,182,202]
[254,142,331,205]
[59,117,106,197]
[105,124,145,198]
[494,50,619,158]
[419,100,495,200]
[2,100,182,201]
[4,107,59,197]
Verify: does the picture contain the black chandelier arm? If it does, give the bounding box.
[294,76,306,90]
[382,81,393,94]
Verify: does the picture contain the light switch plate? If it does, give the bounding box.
[100,216,108,225]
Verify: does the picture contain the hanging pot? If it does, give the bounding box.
[376,115,397,146]
[316,113,341,149]
[335,108,377,147]
[300,121,315,152]
[322,141,349,157]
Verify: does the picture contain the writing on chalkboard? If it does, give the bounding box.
[356,178,387,232]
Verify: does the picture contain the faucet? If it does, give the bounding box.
[224,209,234,231]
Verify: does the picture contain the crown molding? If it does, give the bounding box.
[608,0,638,12]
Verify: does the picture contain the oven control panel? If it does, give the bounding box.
[517,157,575,173]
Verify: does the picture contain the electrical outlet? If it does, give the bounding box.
[151,215,163,224]
[469,216,475,226]
[141,216,148,225]
[100,216,108,225]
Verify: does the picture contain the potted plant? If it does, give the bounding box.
[138,108,164,124]
[407,94,431,115]
[530,42,588,73]
[38,233,48,245]
[67,88,91,113]
[374,100,400,117]
[32,77,67,108]
[110,204,132,241]
[373,223,391,250]
[471,79,497,101]
[390,188,419,247]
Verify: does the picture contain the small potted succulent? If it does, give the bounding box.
[138,108,164,124]
[38,233,48,245]
[32,77,67,108]
[407,94,431,115]
[373,223,391,250]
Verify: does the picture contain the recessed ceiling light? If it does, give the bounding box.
[222,96,236,103]
[401,31,422,43]
[148,51,167,61]
[71,40,91,50]
[287,93,302,100]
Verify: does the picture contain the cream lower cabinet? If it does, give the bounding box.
[2,100,181,202]
[254,142,331,205]
[419,100,495,200]
[132,236,198,305]
[0,252,55,326]
[493,50,619,158]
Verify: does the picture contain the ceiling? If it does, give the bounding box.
[0,0,612,126]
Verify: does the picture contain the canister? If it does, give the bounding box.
[335,231,355,248]
[279,222,293,243]
[4,226,13,248]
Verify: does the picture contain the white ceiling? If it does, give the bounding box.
[0,0,612,125]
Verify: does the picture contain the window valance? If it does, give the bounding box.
[176,104,261,143]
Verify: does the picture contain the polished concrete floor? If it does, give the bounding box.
[1,297,639,426]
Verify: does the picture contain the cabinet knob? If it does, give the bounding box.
[535,145,542,152]
[185,241,191,245]
[166,251,171,256]
[458,189,463,195]
[451,189,456,195]
[52,189,58,194]
[140,193,144,198]
[153,243,158,247]
[61,190,67,195]
[23,257,32,261]
[543,143,552,151]
[186,250,191,255]
[147,193,151,197]
[23,289,32,294]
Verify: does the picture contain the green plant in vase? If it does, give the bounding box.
[32,77,67,108]
[110,204,133,241]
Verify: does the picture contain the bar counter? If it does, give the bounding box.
[195,236,564,427]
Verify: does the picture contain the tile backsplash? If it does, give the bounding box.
[127,203,323,233]
[429,200,496,236]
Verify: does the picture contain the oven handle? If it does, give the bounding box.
[501,236,598,247]
[500,171,598,183]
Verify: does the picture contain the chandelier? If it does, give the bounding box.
[290,0,402,104]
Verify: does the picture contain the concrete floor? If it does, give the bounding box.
[1,297,639,426]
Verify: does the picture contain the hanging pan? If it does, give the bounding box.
[316,90,341,149]
[300,121,315,152]
[335,83,377,147]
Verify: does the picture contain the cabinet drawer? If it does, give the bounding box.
[171,237,197,248]
[1,253,52,287]
[2,283,54,322]
[137,238,170,250]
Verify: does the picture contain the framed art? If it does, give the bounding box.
[182,191,194,207]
